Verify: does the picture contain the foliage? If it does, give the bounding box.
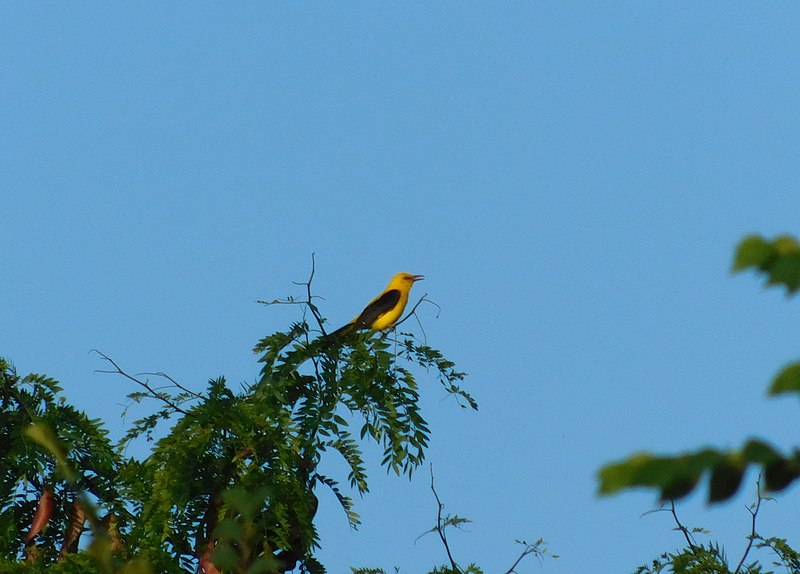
[632,483,800,574]
[598,233,800,572]
[1,271,506,573]
[599,234,800,503]
[0,359,123,567]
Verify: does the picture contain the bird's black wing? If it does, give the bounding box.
[353,289,401,329]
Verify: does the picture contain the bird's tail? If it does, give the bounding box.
[326,322,356,340]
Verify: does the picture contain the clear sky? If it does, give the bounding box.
[4,3,800,573]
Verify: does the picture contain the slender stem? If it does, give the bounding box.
[734,478,764,574]
[292,253,328,336]
[669,500,696,550]
[504,545,537,574]
[136,371,204,399]
[430,465,460,573]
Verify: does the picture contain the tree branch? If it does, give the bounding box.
[257,254,329,337]
[668,500,696,550]
[293,253,328,337]
[136,371,204,400]
[734,477,765,574]
[430,464,460,573]
[92,350,190,415]
[642,502,697,550]
[504,541,545,574]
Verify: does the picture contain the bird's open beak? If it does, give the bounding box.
[412,274,425,282]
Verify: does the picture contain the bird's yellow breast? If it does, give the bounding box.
[369,290,410,330]
[365,272,419,330]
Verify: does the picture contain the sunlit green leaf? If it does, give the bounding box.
[732,235,773,271]
[770,362,800,396]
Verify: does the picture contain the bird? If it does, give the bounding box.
[328,272,424,338]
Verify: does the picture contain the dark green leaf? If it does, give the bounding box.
[764,458,800,492]
[708,459,744,503]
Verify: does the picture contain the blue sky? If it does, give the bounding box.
[4,3,800,572]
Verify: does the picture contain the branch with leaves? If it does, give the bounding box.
[409,465,556,574]
[631,478,800,574]
[1,264,485,573]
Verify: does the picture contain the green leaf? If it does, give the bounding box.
[600,439,800,502]
[741,438,782,464]
[211,546,239,569]
[764,457,800,492]
[599,448,731,501]
[773,234,800,255]
[25,422,66,459]
[24,422,78,482]
[732,235,773,271]
[770,362,800,396]
[732,234,800,294]
[215,520,242,540]
[598,452,707,500]
[767,252,800,292]
[708,459,744,503]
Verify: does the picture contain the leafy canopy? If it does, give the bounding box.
[1,277,477,573]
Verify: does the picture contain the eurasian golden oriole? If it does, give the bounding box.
[329,272,424,338]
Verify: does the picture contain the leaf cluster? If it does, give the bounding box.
[0,360,122,565]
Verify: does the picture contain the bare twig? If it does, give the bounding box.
[295,253,328,336]
[298,255,329,393]
[734,477,765,574]
[258,254,328,338]
[256,296,324,306]
[430,464,461,573]
[92,350,190,415]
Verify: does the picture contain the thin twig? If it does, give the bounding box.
[394,294,437,328]
[430,464,460,573]
[734,477,764,574]
[91,350,189,415]
[504,543,541,574]
[262,254,328,336]
[505,551,529,574]
[295,253,328,336]
[256,296,324,306]
[669,500,696,550]
[136,371,204,400]
[299,255,327,391]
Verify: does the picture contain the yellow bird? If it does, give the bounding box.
[329,272,424,338]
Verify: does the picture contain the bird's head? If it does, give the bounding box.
[391,272,424,287]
